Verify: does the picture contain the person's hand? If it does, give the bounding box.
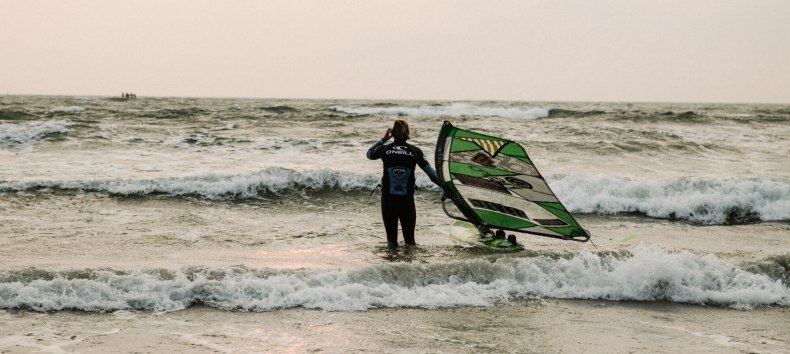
[382,128,392,141]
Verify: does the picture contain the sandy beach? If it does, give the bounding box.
[2,300,789,353]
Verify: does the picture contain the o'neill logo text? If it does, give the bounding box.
[386,146,414,156]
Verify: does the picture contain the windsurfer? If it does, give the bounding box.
[367,120,442,249]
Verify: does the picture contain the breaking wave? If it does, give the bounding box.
[0,168,416,199]
[2,170,787,224]
[332,103,550,119]
[1,247,787,312]
[0,120,72,147]
[552,175,790,224]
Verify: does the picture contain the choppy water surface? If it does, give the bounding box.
[1,95,789,312]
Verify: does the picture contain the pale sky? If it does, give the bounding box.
[2,0,789,103]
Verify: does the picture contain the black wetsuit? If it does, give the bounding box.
[367,138,440,248]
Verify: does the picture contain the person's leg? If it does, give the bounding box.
[381,198,399,248]
[400,198,417,245]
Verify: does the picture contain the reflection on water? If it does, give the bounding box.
[376,245,430,263]
[236,244,354,269]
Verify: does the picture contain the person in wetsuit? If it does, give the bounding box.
[367,120,442,249]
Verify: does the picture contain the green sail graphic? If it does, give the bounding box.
[435,121,590,241]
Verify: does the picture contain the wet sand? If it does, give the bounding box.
[2,301,788,353]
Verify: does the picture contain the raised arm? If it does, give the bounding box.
[367,129,392,160]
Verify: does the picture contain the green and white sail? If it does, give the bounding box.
[435,121,590,241]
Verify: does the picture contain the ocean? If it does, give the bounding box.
[1,95,789,353]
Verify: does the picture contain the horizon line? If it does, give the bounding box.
[2,92,789,106]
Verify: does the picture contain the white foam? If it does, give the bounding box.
[333,103,551,119]
[50,106,85,113]
[0,168,393,199]
[511,247,788,309]
[551,175,790,223]
[0,120,72,147]
[215,123,236,130]
[0,247,786,312]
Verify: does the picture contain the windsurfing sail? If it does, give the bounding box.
[435,121,590,242]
